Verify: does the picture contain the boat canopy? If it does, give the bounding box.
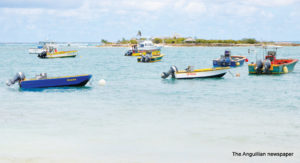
[139,40,154,48]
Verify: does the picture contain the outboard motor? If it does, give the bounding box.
[144,53,152,62]
[263,59,271,73]
[141,55,146,62]
[38,51,47,58]
[6,72,25,86]
[224,50,231,58]
[145,56,150,62]
[125,50,133,56]
[224,50,231,66]
[161,66,178,79]
[255,59,263,74]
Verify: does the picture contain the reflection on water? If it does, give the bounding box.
[19,86,93,93]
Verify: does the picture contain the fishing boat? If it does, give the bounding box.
[28,41,57,54]
[213,50,248,67]
[7,72,92,89]
[137,52,164,63]
[125,40,161,56]
[38,50,78,59]
[161,66,229,79]
[248,46,298,74]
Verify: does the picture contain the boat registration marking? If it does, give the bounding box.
[67,78,77,81]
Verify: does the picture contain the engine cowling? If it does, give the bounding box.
[255,60,263,74]
[263,59,271,73]
[6,72,25,86]
[161,66,178,79]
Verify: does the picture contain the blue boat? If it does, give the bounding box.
[213,50,248,67]
[7,72,92,89]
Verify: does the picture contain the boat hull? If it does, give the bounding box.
[20,74,92,89]
[174,67,229,79]
[248,59,298,74]
[126,49,161,56]
[213,56,246,67]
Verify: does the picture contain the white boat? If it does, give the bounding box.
[125,40,162,56]
[28,41,58,54]
[161,66,229,79]
[138,40,161,51]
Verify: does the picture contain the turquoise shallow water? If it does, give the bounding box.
[0,44,299,162]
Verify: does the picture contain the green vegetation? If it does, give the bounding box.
[101,39,110,44]
[153,38,162,44]
[102,37,260,45]
[130,39,138,44]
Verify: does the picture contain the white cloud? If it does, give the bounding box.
[2,7,43,15]
[183,1,206,14]
[243,0,299,7]
[260,11,274,19]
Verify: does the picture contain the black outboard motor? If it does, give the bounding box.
[255,59,263,74]
[38,51,47,58]
[224,50,231,66]
[6,72,25,86]
[125,50,133,56]
[224,50,231,58]
[144,53,152,62]
[141,55,146,62]
[161,66,178,79]
[263,59,271,73]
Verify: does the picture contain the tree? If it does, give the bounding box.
[153,38,162,44]
[120,38,129,44]
[101,39,108,44]
[130,39,138,44]
[137,30,142,37]
[241,38,258,44]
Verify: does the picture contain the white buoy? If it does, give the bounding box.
[98,79,106,86]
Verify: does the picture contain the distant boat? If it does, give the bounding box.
[213,50,247,67]
[38,50,77,59]
[125,40,162,56]
[29,41,78,58]
[7,72,92,89]
[161,66,229,79]
[28,41,57,54]
[137,52,164,63]
[248,46,298,74]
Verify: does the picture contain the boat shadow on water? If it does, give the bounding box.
[18,86,92,93]
[161,77,225,84]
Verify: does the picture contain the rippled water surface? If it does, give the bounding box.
[0,44,299,162]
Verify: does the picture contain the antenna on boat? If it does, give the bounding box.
[248,48,257,61]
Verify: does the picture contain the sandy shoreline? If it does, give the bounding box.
[97,43,300,47]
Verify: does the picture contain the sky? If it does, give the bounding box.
[0,0,300,42]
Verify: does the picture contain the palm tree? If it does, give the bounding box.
[137,30,142,37]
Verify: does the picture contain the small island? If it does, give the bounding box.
[98,37,300,47]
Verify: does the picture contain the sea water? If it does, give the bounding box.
[0,44,299,162]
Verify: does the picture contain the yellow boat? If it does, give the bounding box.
[137,54,164,63]
[38,50,78,59]
[131,49,161,56]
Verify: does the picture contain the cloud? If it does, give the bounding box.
[0,0,83,9]
[183,1,206,14]
[242,0,300,7]
[0,0,299,41]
